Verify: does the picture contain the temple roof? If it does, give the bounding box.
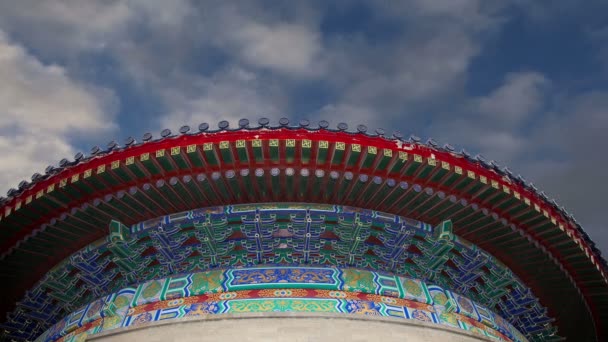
[7,205,540,341]
[0,118,606,340]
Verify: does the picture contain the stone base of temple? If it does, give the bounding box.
[89,313,492,342]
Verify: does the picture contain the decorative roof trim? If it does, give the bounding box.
[1,119,604,279]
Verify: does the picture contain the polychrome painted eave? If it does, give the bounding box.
[0,119,606,340]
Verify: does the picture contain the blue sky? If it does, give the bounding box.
[0,0,607,254]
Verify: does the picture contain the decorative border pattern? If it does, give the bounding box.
[36,266,527,342]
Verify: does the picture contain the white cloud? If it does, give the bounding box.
[185,3,325,78]
[345,30,478,104]
[0,31,116,193]
[476,72,549,125]
[423,71,550,164]
[0,0,131,54]
[159,67,288,131]
[231,22,323,77]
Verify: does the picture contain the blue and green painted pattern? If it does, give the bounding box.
[9,204,556,342]
[225,267,342,290]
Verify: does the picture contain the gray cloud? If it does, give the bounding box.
[522,92,608,252]
[588,26,608,73]
[425,72,608,254]
[309,0,507,128]
[433,72,550,161]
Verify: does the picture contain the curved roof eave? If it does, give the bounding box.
[0,119,606,340]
